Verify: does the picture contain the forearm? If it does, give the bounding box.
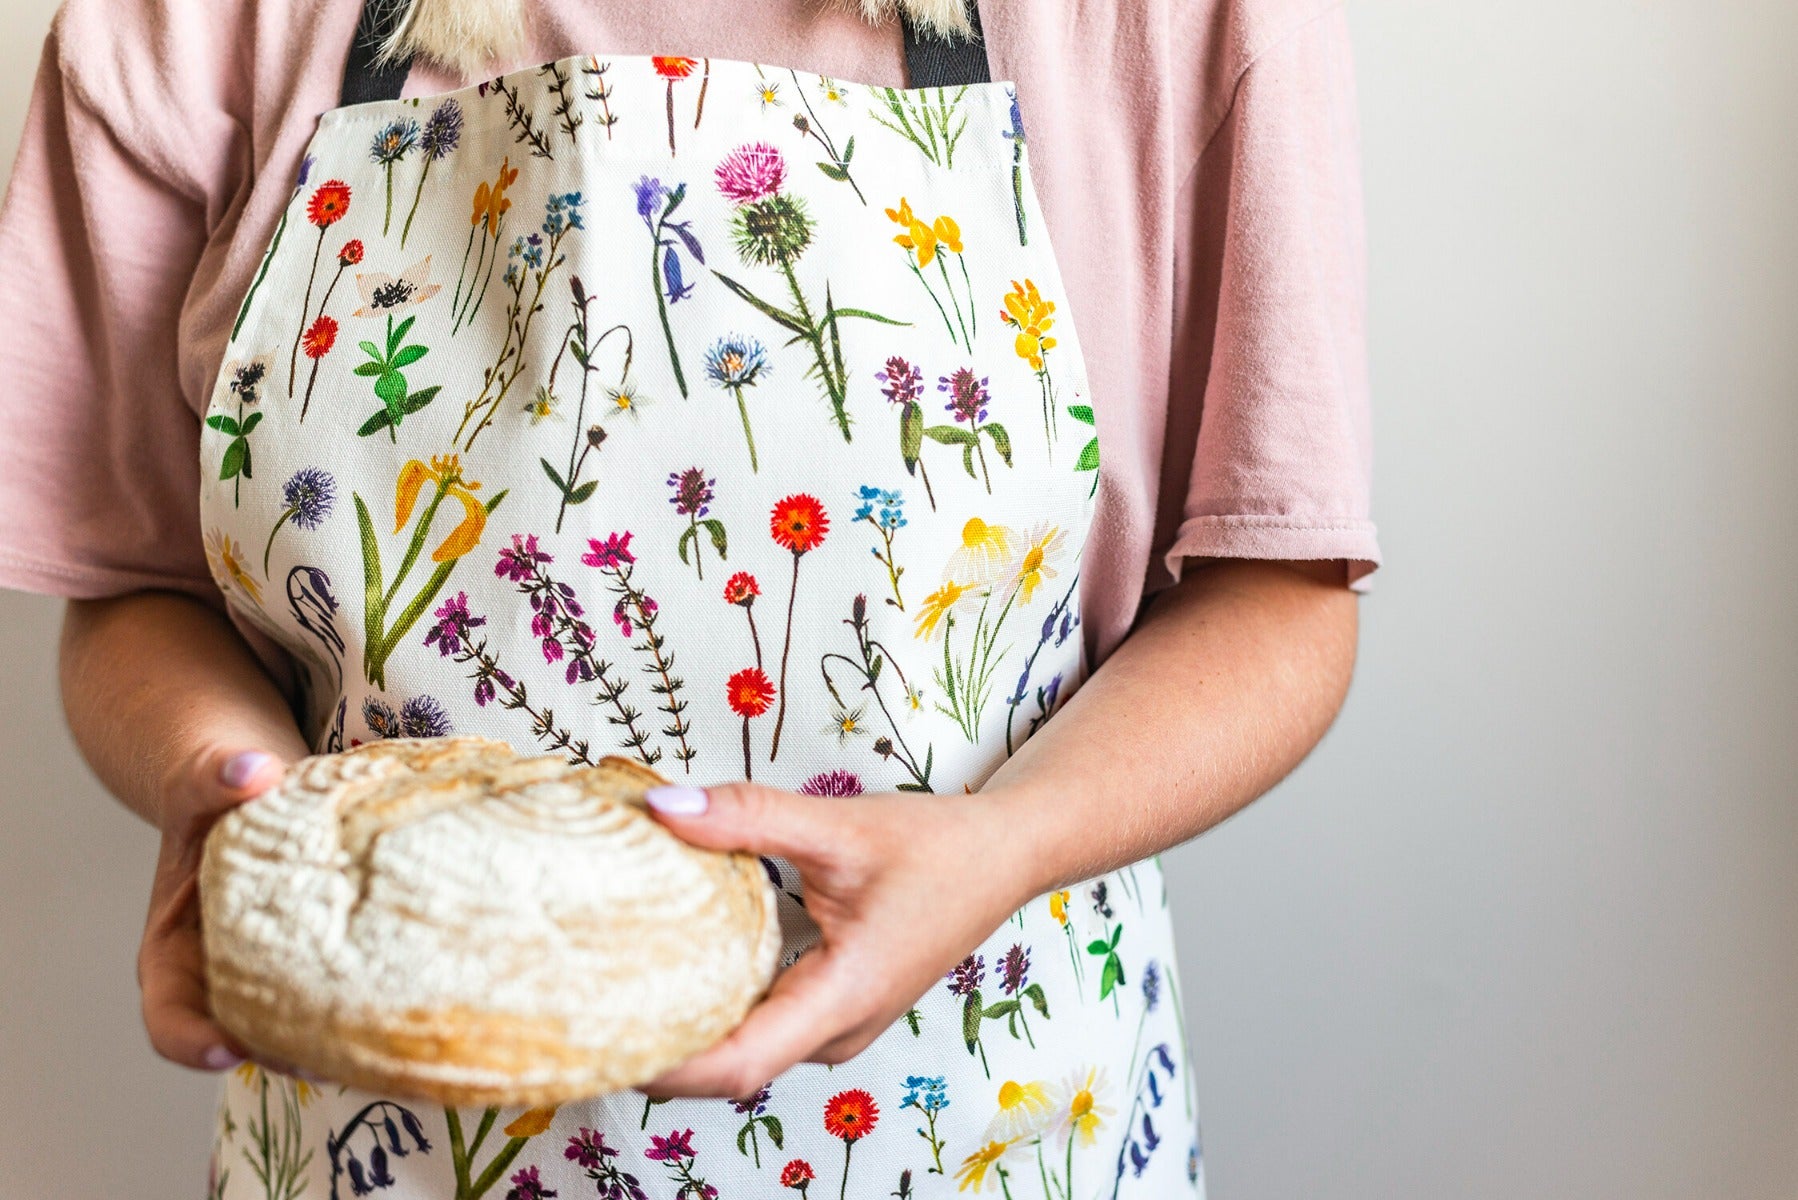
[986,559,1360,896]
[59,590,309,827]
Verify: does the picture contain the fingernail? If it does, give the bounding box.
[645,785,708,816]
[202,1046,245,1071]
[220,751,276,791]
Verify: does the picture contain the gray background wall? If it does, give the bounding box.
[2,2,1794,1196]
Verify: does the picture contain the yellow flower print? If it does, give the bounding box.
[1001,278,1058,371]
[502,1105,559,1137]
[395,454,488,562]
[205,529,263,606]
[1049,1065,1115,1149]
[984,1079,1054,1143]
[954,1137,1023,1193]
[1010,523,1068,606]
[947,516,1014,587]
[887,197,978,347]
[914,578,973,642]
[1049,889,1071,925]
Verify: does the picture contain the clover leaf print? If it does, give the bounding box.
[353,311,441,440]
[668,467,727,581]
[208,353,273,507]
[1068,400,1100,495]
[711,142,906,442]
[1087,919,1126,1014]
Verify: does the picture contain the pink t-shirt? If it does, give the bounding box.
[0,0,1378,677]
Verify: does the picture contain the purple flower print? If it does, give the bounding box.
[504,1165,557,1200]
[565,1127,647,1200]
[800,769,864,797]
[495,532,553,582]
[668,468,728,581]
[998,943,1031,995]
[877,356,923,406]
[940,367,990,424]
[946,953,985,998]
[424,591,486,658]
[713,141,786,204]
[582,531,636,570]
[645,1128,717,1200]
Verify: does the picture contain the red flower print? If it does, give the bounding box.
[823,1089,878,1142]
[651,56,698,78]
[302,315,338,359]
[338,238,365,265]
[724,571,760,606]
[727,667,775,718]
[779,1158,815,1189]
[714,141,787,205]
[306,180,352,227]
[770,493,829,555]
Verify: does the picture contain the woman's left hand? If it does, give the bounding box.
[637,780,1042,1099]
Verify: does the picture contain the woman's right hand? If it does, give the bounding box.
[139,745,290,1071]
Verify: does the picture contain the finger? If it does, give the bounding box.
[643,781,842,867]
[640,945,859,1099]
[139,871,244,1071]
[161,747,288,845]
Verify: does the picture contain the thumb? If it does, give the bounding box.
[644,781,835,865]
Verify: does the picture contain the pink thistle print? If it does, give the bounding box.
[714,141,787,205]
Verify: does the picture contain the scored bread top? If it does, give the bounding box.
[199,736,780,1104]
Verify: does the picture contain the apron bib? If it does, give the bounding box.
[198,4,1201,1196]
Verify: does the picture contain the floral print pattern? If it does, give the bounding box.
[199,54,1198,1199]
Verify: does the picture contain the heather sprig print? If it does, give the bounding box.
[635,174,706,396]
[669,466,728,580]
[581,58,619,139]
[566,1126,647,1200]
[208,353,271,507]
[584,532,697,770]
[485,75,554,160]
[644,1127,718,1200]
[870,85,969,168]
[711,141,906,441]
[887,197,976,348]
[704,334,772,471]
[262,466,337,576]
[288,178,351,400]
[356,455,507,689]
[369,117,420,235]
[401,99,465,247]
[456,190,586,450]
[494,533,659,765]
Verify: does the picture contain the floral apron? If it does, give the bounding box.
[197,2,1202,1196]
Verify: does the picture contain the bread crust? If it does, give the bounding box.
[199,737,780,1105]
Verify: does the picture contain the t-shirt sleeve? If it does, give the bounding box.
[0,5,239,601]
[1162,5,1381,590]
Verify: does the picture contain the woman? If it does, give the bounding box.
[0,0,1376,1195]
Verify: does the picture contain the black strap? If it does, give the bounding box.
[340,0,414,106]
[901,0,993,89]
[338,0,993,109]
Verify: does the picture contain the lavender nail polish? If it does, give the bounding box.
[220,751,275,790]
[644,785,708,816]
[202,1045,245,1071]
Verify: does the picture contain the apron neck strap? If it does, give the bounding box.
[337,0,993,108]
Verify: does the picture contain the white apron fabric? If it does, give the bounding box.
[197,48,1202,1200]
